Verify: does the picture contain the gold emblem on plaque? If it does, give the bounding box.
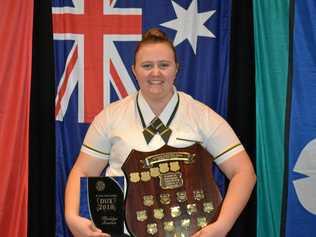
[176,191,187,203]
[153,208,164,219]
[136,210,147,222]
[130,172,140,183]
[170,161,180,172]
[170,206,181,218]
[186,204,197,215]
[203,202,214,213]
[193,190,205,201]
[160,193,171,205]
[197,217,207,228]
[150,167,160,177]
[181,219,191,229]
[143,195,154,207]
[159,163,169,173]
[163,221,175,232]
[140,171,151,182]
[147,223,158,235]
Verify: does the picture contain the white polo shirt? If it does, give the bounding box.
[81,89,244,177]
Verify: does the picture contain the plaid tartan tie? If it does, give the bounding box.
[143,117,172,144]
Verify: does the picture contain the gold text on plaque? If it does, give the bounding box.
[159,163,169,173]
[136,210,147,222]
[143,195,154,207]
[193,190,205,201]
[197,217,207,228]
[144,152,195,167]
[181,219,191,229]
[130,172,140,183]
[170,161,180,172]
[159,172,183,189]
[203,202,214,213]
[170,206,181,218]
[176,191,187,203]
[163,221,175,232]
[153,208,164,219]
[140,171,151,182]
[160,193,171,205]
[147,223,158,235]
[186,204,197,215]
[150,167,160,177]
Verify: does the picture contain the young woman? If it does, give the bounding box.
[64,28,256,237]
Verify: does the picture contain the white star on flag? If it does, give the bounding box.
[160,0,216,54]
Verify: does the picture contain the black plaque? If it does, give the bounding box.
[80,176,125,237]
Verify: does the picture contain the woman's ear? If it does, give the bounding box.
[176,63,180,73]
[132,65,136,76]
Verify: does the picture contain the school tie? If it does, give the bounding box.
[143,117,172,144]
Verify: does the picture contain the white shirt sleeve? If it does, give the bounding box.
[202,108,244,165]
[80,110,111,160]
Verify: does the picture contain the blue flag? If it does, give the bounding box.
[53,1,232,236]
[284,0,316,236]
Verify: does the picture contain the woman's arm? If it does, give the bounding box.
[64,152,110,237]
[192,150,256,237]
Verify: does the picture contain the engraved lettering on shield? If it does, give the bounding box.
[159,172,183,189]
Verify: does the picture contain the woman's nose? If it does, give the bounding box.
[151,65,161,76]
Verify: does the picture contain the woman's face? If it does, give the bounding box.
[133,42,178,102]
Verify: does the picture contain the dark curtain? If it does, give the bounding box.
[28,0,55,237]
[228,0,256,236]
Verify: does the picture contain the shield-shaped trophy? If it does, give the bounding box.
[122,143,222,237]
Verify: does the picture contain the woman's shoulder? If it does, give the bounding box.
[94,93,137,120]
[178,91,215,112]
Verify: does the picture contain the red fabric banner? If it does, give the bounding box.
[0,0,33,236]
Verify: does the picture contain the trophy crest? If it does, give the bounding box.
[122,143,222,237]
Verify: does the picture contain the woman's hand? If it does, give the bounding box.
[191,221,228,237]
[66,215,110,237]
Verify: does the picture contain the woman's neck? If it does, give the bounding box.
[142,92,174,116]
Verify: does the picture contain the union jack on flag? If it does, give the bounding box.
[53,0,142,123]
[53,1,231,236]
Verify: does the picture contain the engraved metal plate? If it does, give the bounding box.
[159,172,183,189]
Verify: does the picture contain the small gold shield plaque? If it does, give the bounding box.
[136,210,147,222]
[153,208,164,219]
[147,223,158,235]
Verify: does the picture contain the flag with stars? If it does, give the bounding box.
[53,1,231,236]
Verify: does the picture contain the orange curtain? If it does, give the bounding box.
[0,0,33,236]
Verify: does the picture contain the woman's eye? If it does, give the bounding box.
[159,63,169,69]
[142,64,152,69]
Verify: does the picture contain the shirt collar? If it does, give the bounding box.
[137,87,178,126]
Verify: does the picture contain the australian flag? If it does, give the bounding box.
[53,1,231,236]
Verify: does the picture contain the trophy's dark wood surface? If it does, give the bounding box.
[122,144,222,237]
